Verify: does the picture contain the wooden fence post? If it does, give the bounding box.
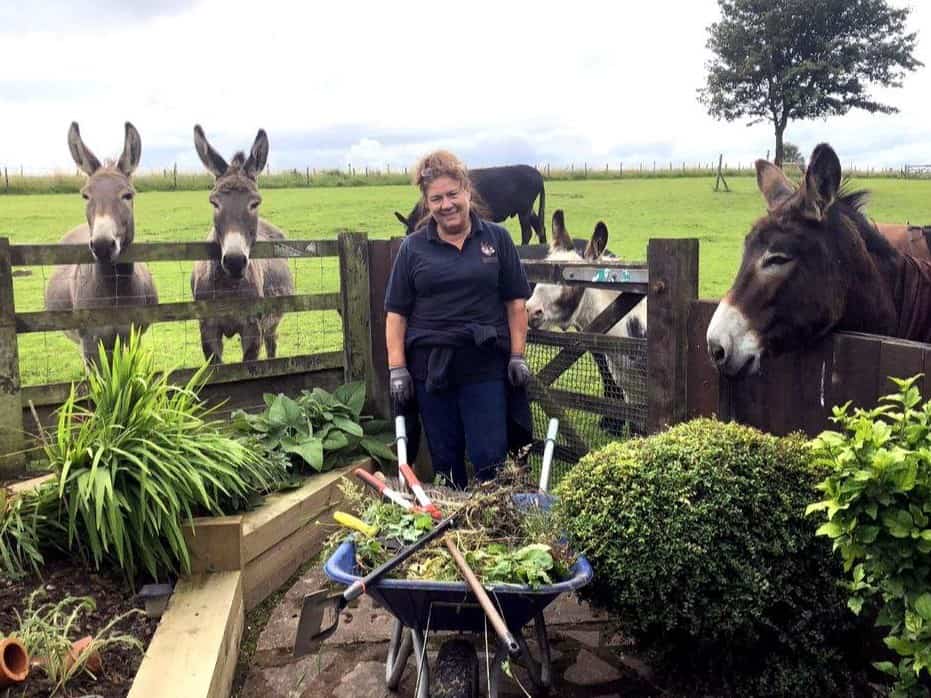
[366,237,403,419]
[338,232,375,406]
[647,238,699,433]
[0,238,25,474]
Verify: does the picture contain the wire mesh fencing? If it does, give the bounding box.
[524,334,648,486]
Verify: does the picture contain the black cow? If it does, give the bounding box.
[394,164,546,244]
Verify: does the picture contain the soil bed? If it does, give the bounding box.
[0,555,158,698]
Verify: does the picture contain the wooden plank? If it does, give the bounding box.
[831,333,883,411]
[0,238,25,474]
[534,293,644,387]
[526,383,645,427]
[528,328,645,355]
[522,260,648,292]
[795,338,835,436]
[16,292,339,334]
[647,238,699,433]
[367,238,401,419]
[686,300,719,420]
[21,351,344,408]
[240,459,373,564]
[10,238,340,266]
[920,346,931,400]
[183,516,243,574]
[128,571,243,698]
[242,514,335,610]
[525,376,591,461]
[878,336,926,395]
[338,232,374,403]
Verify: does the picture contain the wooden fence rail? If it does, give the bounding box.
[687,298,931,436]
[0,233,373,477]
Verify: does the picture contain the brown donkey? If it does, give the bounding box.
[190,125,294,363]
[707,143,931,377]
[44,122,158,364]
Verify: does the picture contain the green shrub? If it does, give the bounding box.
[555,418,857,696]
[809,376,931,696]
[43,332,289,582]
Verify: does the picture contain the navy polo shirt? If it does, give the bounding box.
[385,212,531,384]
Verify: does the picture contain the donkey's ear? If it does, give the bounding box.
[117,122,142,176]
[193,124,228,177]
[550,209,573,251]
[801,144,842,220]
[394,211,409,226]
[244,129,269,179]
[584,221,609,260]
[68,122,101,176]
[755,159,795,211]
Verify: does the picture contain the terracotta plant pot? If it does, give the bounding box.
[0,637,29,688]
[66,636,102,675]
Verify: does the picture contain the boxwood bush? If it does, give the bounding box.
[555,418,860,695]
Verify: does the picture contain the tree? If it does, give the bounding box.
[698,0,921,166]
[782,142,804,169]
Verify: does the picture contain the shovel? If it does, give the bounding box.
[293,511,459,657]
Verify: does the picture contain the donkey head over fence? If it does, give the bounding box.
[707,143,931,378]
[525,210,648,434]
[190,125,294,364]
[44,121,158,365]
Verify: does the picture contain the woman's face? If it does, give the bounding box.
[425,175,471,235]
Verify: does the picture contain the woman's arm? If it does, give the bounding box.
[386,311,408,367]
[505,298,528,356]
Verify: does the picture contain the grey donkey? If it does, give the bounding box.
[44,121,159,365]
[190,125,294,363]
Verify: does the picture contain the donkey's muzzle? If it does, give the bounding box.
[90,237,118,262]
[222,253,248,279]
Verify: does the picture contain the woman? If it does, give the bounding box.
[384,150,532,488]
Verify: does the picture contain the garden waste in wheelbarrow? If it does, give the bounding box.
[323,491,593,698]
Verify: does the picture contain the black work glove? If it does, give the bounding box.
[507,354,531,387]
[389,366,413,405]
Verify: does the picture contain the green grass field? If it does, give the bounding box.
[3,176,931,387]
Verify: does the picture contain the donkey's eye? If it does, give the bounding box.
[81,192,90,201]
[249,200,261,211]
[762,253,793,268]
[210,199,220,210]
[122,192,134,201]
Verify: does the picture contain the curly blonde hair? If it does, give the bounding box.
[413,150,471,195]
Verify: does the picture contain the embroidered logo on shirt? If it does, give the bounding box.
[480,241,496,257]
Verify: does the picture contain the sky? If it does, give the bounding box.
[2,0,930,174]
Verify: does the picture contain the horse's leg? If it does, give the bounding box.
[200,321,224,364]
[241,320,262,362]
[518,212,532,246]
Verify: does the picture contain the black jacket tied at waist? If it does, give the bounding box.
[401,322,533,458]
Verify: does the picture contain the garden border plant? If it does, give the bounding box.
[555,418,860,696]
[809,375,931,696]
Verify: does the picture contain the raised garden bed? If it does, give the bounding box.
[0,556,158,698]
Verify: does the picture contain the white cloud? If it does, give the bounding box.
[1,0,929,173]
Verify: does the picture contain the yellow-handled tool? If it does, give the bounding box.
[333,511,378,538]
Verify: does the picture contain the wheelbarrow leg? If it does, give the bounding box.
[533,611,553,688]
[489,640,508,698]
[411,628,430,698]
[386,619,413,690]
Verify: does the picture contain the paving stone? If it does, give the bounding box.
[563,648,623,687]
[322,594,398,646]
[332,661,391,698]
[240,651,337,698]
[543,592,604,626]
[616,651,655,680]
[556,628,601,648]
[256,568,332,657]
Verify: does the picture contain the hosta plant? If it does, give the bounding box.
[232,383,395,471]
[809,375,931,696]
[43,331,289,582]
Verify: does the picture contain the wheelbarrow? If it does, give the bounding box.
[322,419,592,697]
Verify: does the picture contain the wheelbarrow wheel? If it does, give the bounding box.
[432,638,479,698]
